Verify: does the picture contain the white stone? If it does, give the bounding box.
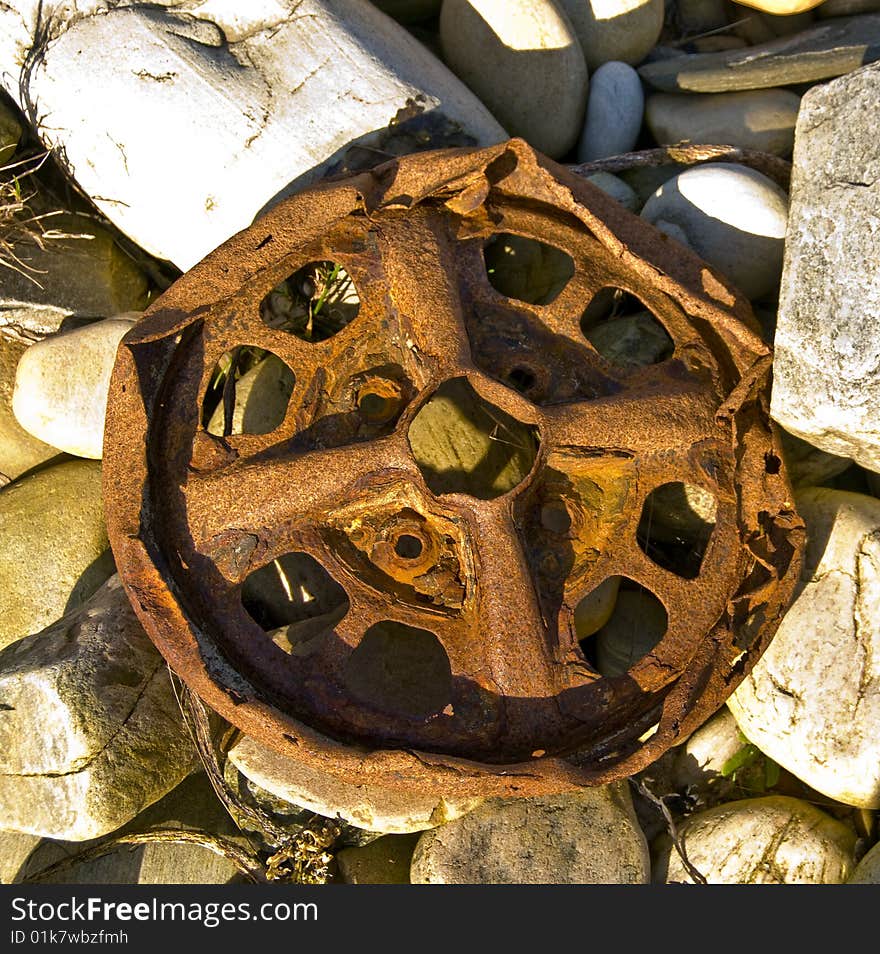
[646,89,801,157]
[439,0,587,158]
[653,795,857,883]
[556,0,664,70]
[0,576,198,840]
[228,733,483,834]
[577,61,644,162]
[12,316,138,460]
[728,488,880,809]
[411,784,650,883]
[584,172,639,211]
[640,162,788,300]
[849,840,880,884]
[769,62,880,471]
[19,1,506,271]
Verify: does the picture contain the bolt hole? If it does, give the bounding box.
[540,500,571,534]
[358,389,398,422]
[394,534,424,560]
[507,366,537,394]
[764,452,781,475]
[260,260,360,342]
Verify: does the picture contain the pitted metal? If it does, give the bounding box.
[103,139,804,799]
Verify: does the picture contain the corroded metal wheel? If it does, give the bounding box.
[103,139,804,799]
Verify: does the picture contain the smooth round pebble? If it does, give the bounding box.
[728,488,880,809]
[13,315,138,460]
[556,0,664,70]
[653,795,857,883]
[439,0,588,158]
[640,162,788,300]
[593,589,667,677]
[731,0,824,13]
[411,785,650,884]
[577,61,644,162]
[849,841,880,884]
[584,171,639,211]
[646,89,801,157]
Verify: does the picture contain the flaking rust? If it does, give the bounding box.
[103,139,805,800]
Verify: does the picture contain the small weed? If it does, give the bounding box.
[721,730,781,793]
[261,260,359,342]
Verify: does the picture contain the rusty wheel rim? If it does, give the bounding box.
[104,139,804,798]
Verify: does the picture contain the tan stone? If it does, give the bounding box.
[556,0,664,70]
[0,458,113,649]
[653,795,857,883]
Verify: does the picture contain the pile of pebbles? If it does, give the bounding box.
[1,0,879,884]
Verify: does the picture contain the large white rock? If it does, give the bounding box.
[227,733,483,834]
[770,62,880,471]
[18,0,506,271]
[411,784,650,883]
[640,162,788,301]
[728,488,880,809]
[653,795,857,883]
[439,0,588,158]
[13,315,138,460]
[849,840,880,884]
[0,575,198,840]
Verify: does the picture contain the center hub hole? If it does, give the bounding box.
[408,377,539,500]
[394,534,424,560]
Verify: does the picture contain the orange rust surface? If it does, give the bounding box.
[103,139,804,798]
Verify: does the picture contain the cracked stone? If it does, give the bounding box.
[728,488,880,809]
[410,784,650,884]
[0,575,198,841]
[227,733,483,835]
[13,0,506,271]
[652,795,857,883]
[0,458,114,650]
[770,61,880,471]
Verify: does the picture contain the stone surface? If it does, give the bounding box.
[584,172,639,211]
[849,840,880,883]
[0,303,73,343]
[18,773,245,884]
[779,427,853,489]
[770,62,880,470]
[641,162,788,300]
[646,89,801,156]
[0,831,41,885]
[228,734,483,834]
[439,0,587,158]
[410,784,650,884]
[731,0,824,14]
[675,0,729,32]
[653,795,857,883]
[818,0,880,15]
[728,488,880,809]
[0,575,198,840]
[0,458,114,650]
[0,214,149,317]
[371,0,442,21]
[0,337,58,486]
[639,16,880,92]
[556,0,664,70]
[577,61,644,162]
[12,315,138,460]
[729,8,816,45]
[0,97,22,163]
[336,833,420,884]
[585,311,674,369]
[21,1,505,271]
